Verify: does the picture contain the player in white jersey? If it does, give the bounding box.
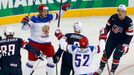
[21,3,70,75]
[55,29,105,75]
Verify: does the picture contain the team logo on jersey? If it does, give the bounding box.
[42,25,49,34]
[112,25,123,34]
[41,25,49,38]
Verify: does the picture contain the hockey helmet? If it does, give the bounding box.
[38,4,49,11]
[4,26,14,36]
[73,22,83,33]
[79,37,88,48]
[117,4,127,11]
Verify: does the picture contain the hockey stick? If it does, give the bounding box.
[56,1,63,75]
[56,63,58,75]
[27,0,37,17]
[57,0,63,27]
[21,0,37,27]
[30,59,42,75]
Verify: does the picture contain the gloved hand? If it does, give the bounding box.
[62,3,70,11]
[53,54,60,63]
[121,44,129,54]
[35,51,44,61]
[21,16,29,25]
[55,28,63,40]
[99,27,108,41]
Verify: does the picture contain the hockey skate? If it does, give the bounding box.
[93,69,103,75]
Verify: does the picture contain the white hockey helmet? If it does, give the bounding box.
[4,26,14,36]
[117,4,127,11]
[73,22,83,33]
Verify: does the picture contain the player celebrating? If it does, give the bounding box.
[21,3,70,75]
[0,26,43,75]
[55,32,104,75]
[94,4,133,75]
[53,22,85,75]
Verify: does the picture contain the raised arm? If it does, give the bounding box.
[51,3,70,21]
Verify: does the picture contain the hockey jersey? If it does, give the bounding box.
[68,45,99,75]
[60,38,100,75]
[22,14,58,43]
[106,14,133,44]
[0,38,40,68]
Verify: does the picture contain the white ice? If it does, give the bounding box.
[0,16,134,75]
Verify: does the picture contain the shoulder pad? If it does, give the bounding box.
[89,45,94,52]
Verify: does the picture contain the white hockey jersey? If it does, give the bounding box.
[22,14,58,43]
[68,45,99,75]
[59,38,100,75]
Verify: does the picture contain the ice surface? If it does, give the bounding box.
[0,16,134,75]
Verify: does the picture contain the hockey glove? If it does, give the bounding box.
[55,28,64,40]
[99,27,108,41]
[62,3,70,11]
[53,55,60,63]
[35,51,44,61]
[121,44,129,55]
[21,16,29,25]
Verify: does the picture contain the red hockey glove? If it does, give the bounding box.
[55,28,63,40]
[99,27,108,41]
[62,3,70,11]
[21,16,29,24]
[121,44,129,54]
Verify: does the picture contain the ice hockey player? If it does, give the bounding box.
[53,22,85,75]
[21,3,70,75]
[0,26,44,75]
[94,4,133,75]
[55,31,105,75]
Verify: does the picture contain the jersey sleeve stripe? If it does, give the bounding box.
[56,13,58,20]
[97,45,100,53]
[106,20,111,26]
[21,41,28,48]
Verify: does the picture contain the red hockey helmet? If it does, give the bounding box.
[79,37,88,48]
[38,4,49,11]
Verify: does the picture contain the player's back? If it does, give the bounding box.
[70,45,97,75]
[65,33,84,44]
[0,37,23,67]
[62,33,85,65]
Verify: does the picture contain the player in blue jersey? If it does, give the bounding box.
[94,4,133,75]
[0,26,43,75]
[53,22,87,75]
